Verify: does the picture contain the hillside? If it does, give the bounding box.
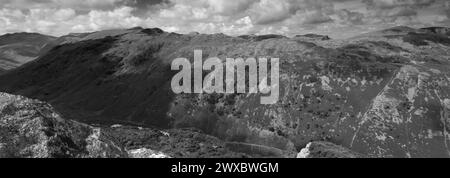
[0,33,56,72]
[0,92,250,158]
[0,26,449,157]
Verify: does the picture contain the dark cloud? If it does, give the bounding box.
[362,0,436,9]
[130,0,167,6]
[121,0,168,10]
[120,0,170,16]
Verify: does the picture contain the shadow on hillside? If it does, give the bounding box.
[0,36,177,129]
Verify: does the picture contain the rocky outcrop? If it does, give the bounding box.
[104,126,249,158]
[0,92,247,158]
[297,142,363,158]
[0,92,125,158]
[127,148,171,158]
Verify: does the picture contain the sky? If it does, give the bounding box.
[0,0,449,38]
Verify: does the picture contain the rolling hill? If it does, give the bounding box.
[0,32,56,73]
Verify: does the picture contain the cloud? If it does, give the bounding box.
[0,0,125,10]
[443,0,450,17]
[248,0,298,25]
[304,14,333,25]
[362,0,436,9]
[206,0,257,15]
[288,10,334,26]
[388,7,418,17]
[0,0,449,38]
[0,6,150,36]
[336,9,364,25]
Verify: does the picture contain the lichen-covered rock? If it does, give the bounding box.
[297,142,363,158]
[0,92,126,158]
[103,126,249,158]
[127,148,171,158]
[444,99,450,110]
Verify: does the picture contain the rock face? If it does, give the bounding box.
[0,33,56,72]
[0,92,125,158]
[0,92,246,158]
[104,126,249,158]
[297,142,363,158]
[0,26,450,157]
[127,148,171,158]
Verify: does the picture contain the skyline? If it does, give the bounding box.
[0,0,449,38]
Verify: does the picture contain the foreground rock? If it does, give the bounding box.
[0,92,247,158]
[104,126,249,158]
[0,92,125,158]
[127,148,171,158]
[297,142,363,158]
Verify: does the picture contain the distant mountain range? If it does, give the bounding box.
[0,33,56,73]
[1,26,450,158]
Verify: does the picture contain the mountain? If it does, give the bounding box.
[420,27,450,36]
[294,34,331,41]
[0,26,449,157]
[0,33,56,72]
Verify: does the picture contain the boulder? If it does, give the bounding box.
[127,148,171,158]
[297,142,363,158]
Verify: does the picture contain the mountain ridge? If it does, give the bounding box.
[0,26,449,157]
[0,32,56,72]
